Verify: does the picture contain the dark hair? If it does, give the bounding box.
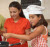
[9,1,25,18]
[31,14,48,28]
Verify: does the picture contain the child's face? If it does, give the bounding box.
[29,14,41,26]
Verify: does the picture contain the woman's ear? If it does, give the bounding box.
[19,9,21,16]
[19,9,21,14]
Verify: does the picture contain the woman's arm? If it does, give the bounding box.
[2,28,7,41]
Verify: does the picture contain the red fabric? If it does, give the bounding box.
[0,35,2,41]
[4,17,30,47]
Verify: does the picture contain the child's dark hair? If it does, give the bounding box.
[9,1,25,18]
[31,14,48,28]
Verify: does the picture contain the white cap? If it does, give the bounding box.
[26,5,45,14]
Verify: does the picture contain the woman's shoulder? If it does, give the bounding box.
[6,18,12,20]
[21,17,29,22]
[5,18,12,22]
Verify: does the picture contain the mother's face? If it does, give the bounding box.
[9,7,21,20]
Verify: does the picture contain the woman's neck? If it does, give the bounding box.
[14,17,21,23]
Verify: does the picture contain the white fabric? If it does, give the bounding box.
[26,5,45,14]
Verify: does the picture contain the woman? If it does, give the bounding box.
[3,1,30,47]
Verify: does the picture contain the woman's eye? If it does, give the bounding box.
[10,11,17,13]
[13,11,16,13]
[10,12,12,13]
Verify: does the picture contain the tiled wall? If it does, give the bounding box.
[42,0,50,19]
[46,19,50,33]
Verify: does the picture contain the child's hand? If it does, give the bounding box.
[20,40,26,45]
[3,33,12,39]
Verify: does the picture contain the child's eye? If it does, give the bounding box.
[29,17,34,19]
[32,17,34,18]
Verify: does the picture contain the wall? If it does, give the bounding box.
[0,0,18,19]
[41,0,50,33]
[0,0,50,19]
[41,0,50,19]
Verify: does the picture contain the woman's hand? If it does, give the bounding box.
[2,37,7,41]
[0,30,5,35]
[3,33,12,39]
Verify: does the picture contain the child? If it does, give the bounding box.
[3,5,48,47]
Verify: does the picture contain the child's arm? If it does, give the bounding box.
[3,25,44,41]
[20,28,31,44]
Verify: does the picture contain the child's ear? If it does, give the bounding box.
[39,16,41,20]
